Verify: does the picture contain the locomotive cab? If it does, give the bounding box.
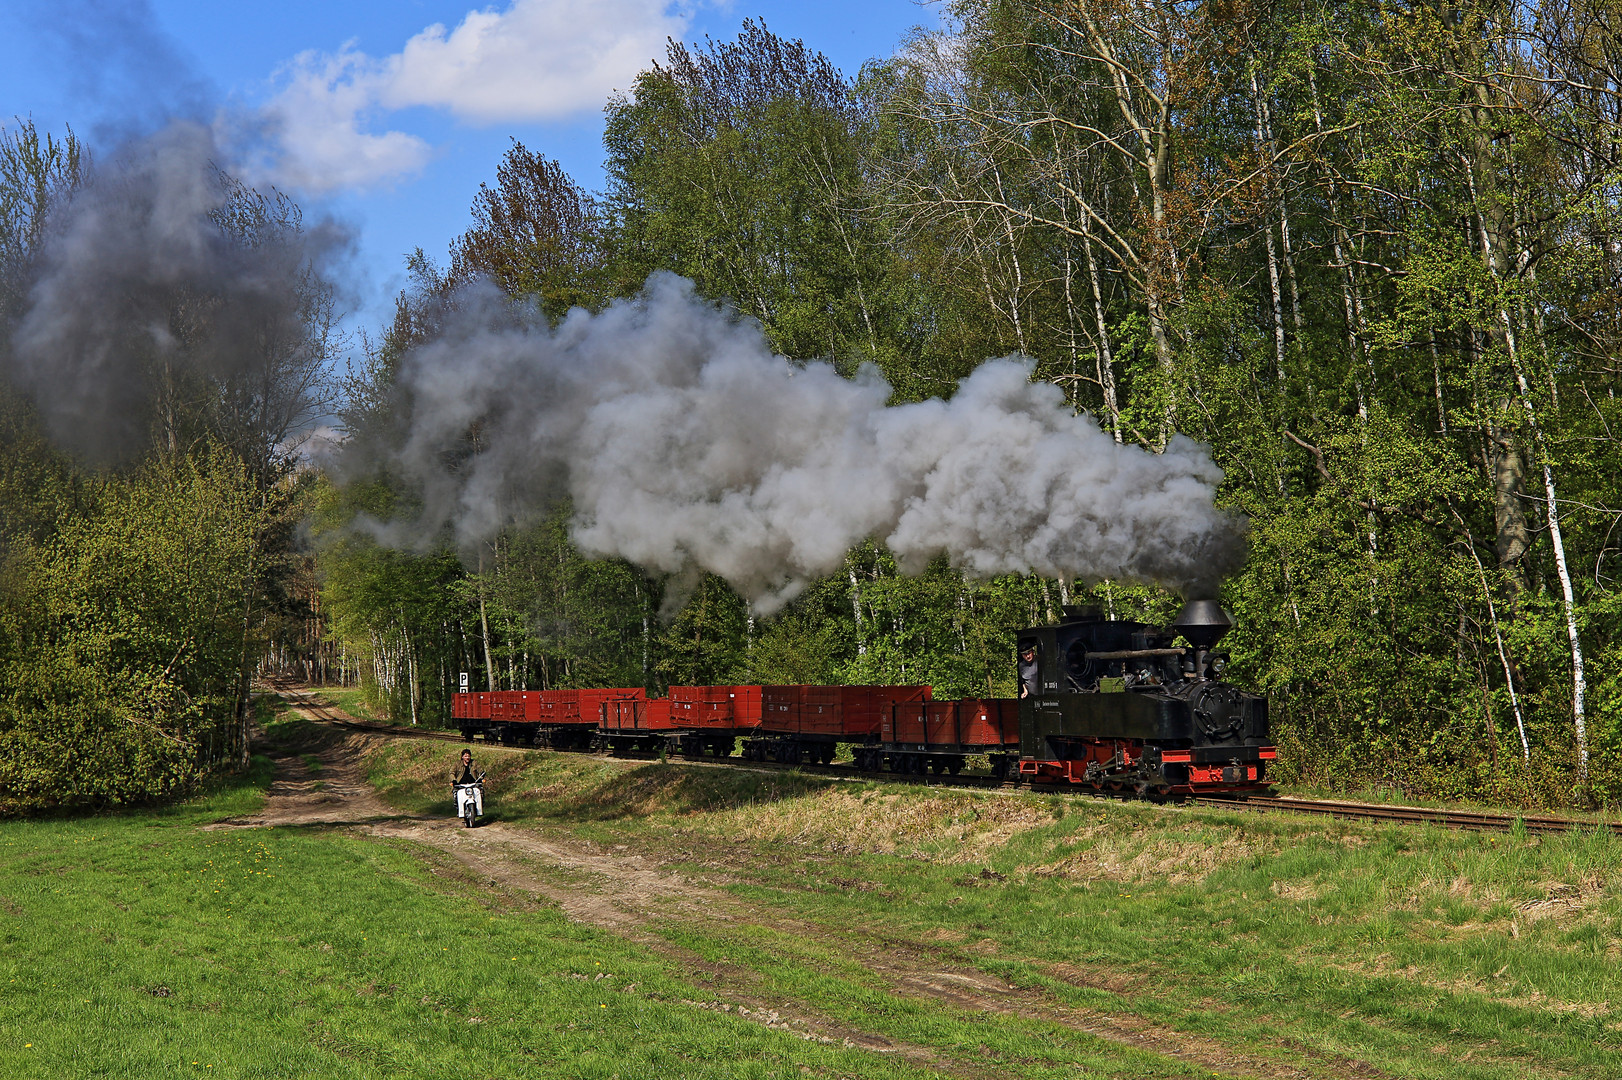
[1016,603,1272,793]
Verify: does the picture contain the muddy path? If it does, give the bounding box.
[232,689,1354,1079]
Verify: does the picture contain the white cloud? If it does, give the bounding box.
[259,45,435,193]
[259,0,689,193]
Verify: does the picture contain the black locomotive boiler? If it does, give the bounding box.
[1015,601,1272,794]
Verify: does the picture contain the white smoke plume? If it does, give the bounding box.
[362,273,1246,611]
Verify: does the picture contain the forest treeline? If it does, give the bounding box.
[4,0,1621,809]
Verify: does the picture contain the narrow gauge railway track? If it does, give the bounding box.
[274,692,1621,837]
[1193,794,1622,837]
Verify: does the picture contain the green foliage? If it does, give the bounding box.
[0,125,332,811]
[0,448,263,812]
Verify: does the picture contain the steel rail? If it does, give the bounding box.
[1192,794,1622,836]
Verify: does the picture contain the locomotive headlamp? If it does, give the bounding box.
[1210,657,1227,676]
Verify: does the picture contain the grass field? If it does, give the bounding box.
[7,717,1621,1080]
[0,737,968,1079]
[363,737,1622,1079]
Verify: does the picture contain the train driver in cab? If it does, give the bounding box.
[1018,643,1039,698]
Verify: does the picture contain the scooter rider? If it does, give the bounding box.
[453,748,483,819]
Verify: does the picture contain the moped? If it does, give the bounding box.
[452,771,485,828]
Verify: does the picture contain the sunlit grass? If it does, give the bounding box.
[364,739,1622,1079]
[0,753,959,1079]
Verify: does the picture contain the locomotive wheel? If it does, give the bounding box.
[948,760,962,776]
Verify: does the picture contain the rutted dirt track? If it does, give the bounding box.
[240,690,1365,1080]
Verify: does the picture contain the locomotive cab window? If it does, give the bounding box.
[1017,639,1041,698]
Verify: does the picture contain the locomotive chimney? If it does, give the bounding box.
[1170,599,1232,649]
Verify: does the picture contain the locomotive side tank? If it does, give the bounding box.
[1016,602,1273,794]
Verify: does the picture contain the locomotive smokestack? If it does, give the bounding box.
[1170,599,1232,649]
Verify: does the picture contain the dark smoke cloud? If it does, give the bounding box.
[6,120,350,464]
[357,274,1247,610]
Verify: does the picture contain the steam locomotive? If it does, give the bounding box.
[450,600,1273,796]
[1012,600,1272,794]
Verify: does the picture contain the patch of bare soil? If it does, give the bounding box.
[206,720,401,830]
[362,819,724,934]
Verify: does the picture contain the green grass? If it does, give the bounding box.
[305,687,384,723]
[15,724,1621,1079]
[0,753,961,1079]
[363,740,1622,1079]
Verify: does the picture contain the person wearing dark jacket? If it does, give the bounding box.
[1018,645,1040,698]
[453,748,483,818]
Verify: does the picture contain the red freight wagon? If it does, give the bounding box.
[579,688,644,726]
[669,685,764,731]
[600,697,673,732]
[862,697,1018,776]
[486,690,515,721]
[670,684,729,727]
[451,692,493,721]
[760,685,839,736]
[537,688,578,724]
[491,691,544,722]
[885,699,1018,749]
[762,685,934,739]
[841,685,932,738]
[730,685,763,728]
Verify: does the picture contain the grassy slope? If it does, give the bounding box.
[367,739,1622,1079]
[306,687,383,723]
[0,748,949,1080]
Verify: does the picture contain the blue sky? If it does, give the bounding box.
[1,0,941,331]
